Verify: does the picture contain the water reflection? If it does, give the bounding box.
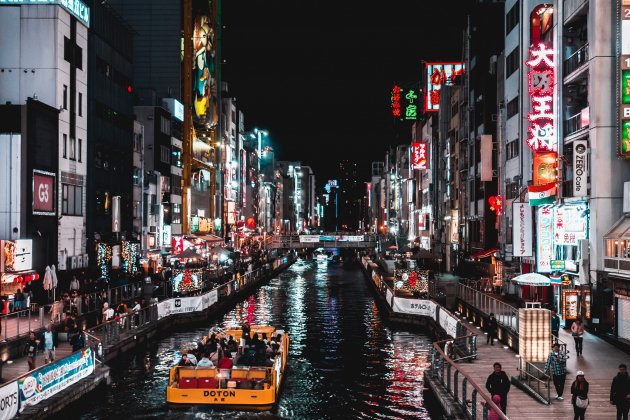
[76,258,433,419]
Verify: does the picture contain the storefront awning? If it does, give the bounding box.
[470,248,498,259]
[511,272,550,286]
[604,215,630,240]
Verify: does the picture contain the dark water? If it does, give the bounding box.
[71,259,435,419]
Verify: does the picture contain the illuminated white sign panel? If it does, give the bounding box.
[0,0,90,27]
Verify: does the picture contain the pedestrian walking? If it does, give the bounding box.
[571,318,585,356]
[611,363,630,420]
[42,323,57,364]
[486,313,498,345]
[571,371,589,420]
[544,342,567,400]
[551,309,560,343]
[69,275,80,292]
[485,362,511,414]
[23,331,40,371]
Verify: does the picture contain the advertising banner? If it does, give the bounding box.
[439,309,458,338]
[0,382,18,420]
[299,235,320,243]
[157,296,203,319]
[537,206,554,272]
[573,140,588,196]
[392,298,436,319]
[32,170,55,215]
[553,205,587,245]
[19,348,94,411]
[425,62,465,112]
[480,135,493,181]
[203,289,218,309]
[512,203,533,257]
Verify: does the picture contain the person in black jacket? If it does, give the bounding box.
[486,362,511,414]
[611,364,630,420]
[486,313,498,345]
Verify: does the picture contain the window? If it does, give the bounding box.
[62,184,83,216]
[506,46,519,77]
[70,137,76,160]
[172,147,183,168]
[63,134,67,159]
[506,140,519,160]
[506,1,519,35]
[160,145,170,164]
[78,139,82,162]
[78,93,82,116]
[133,168,142,185]
[506,97,519,119]
[172,203,182,224]
[75,46,83,70]
[505,181,519,200]
[134,133,142,152]
[160,116,170,135]
[63,85,68,110]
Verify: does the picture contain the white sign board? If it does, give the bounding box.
[0,382,18,420]
[439,309,458,338]
[392,298,436,319]
[299,235,320,243]
[157,296,203,319]
[512,203,532,257]
[573,140,587,197]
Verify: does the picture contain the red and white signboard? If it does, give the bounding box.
[33,170,55,215]
[425,62,464,112]
[412,142,427,169]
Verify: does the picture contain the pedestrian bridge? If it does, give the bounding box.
[268,234,377,249]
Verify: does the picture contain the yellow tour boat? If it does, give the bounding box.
[166,325,289,410]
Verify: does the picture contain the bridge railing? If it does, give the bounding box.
[430,335,508,420]
[457,283,519,333]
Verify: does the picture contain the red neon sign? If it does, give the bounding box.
[424,62,465,112]
[391,85,402,118]
[412,142,427,169]
[526,43,556,152]
[488,195,502,216]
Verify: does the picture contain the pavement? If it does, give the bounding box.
[1,340,75,384]
[452,285,630,419]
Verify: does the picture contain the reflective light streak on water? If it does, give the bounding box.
[76,259,433,419]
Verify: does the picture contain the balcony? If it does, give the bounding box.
[564,44,589,83]
[564,107,589,138]
[564,0,588,25]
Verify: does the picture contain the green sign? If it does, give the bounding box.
[623,70,630,104]
[550,260,565,271]
[191,216,199,233]
[623,121,630,155]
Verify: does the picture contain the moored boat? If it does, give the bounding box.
[166,325,289,410]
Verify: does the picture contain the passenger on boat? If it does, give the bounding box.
[185,350,198,366]
[197,352,214,367]
[178,353,193,366]
[217,351,234,370]
[236,349,256,366]
[227,335,238,353]
[209,346,222,365]
[241,322,251,347]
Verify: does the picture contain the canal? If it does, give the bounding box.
[72,258,437,419]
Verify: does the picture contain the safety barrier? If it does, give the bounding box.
[457,284,519,332]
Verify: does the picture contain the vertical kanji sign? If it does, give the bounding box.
[526,43,556,152]
[621,0,630,157]
[412,142,427,170]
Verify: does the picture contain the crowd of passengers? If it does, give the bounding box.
[178,322,282,369]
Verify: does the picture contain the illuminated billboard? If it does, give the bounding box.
[412,142,427,170]
[424,62,464,112]
[192,0,218,127]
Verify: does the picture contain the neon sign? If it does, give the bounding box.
[526,43,556,152]
[424,63,464,112]
[404,89,418,120]
[391,85,402,118]
[412,142,427,169]
[488,195,502,216]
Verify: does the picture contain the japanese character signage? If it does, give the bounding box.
[553,205,587,246]
[620,0,630,157]
[573,140,587,197]
[533,152,557,186]
[404,89,418,120]
[526,43,556,152]
[512,203,532,257]
[424,62,464,112]
[536,205,554,272]
[412,142,427,170]
[391,85,402,118]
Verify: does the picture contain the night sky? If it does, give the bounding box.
[223,0,472,183]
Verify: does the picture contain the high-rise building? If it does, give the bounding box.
[0,1,91,280]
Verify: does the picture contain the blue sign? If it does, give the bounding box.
[18,347,94,411]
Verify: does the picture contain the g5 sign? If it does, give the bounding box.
[33,170,56,215]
